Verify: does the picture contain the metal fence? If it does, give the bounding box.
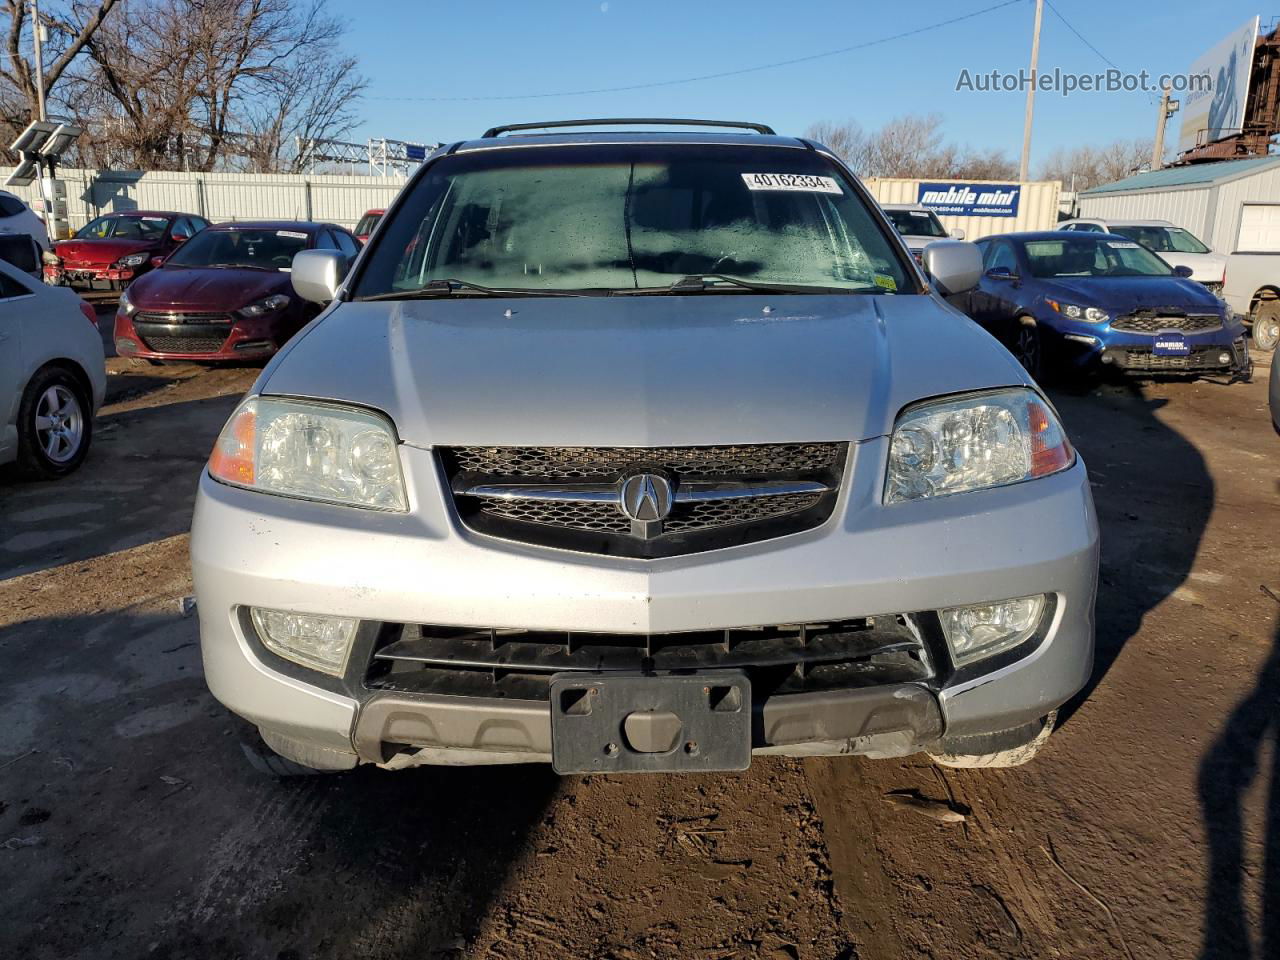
[2,168,412,234]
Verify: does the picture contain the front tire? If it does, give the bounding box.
[929,711,1056,769]
[15,366,92,479]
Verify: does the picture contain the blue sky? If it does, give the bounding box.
[342,0,1268,169]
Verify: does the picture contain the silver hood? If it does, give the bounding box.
[260,294,1028,446]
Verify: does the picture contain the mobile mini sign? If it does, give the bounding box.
[916,182,1021,218]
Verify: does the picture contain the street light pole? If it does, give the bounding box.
[30,0,45,122]
[1151,83,1180,170]
[1018,0,1044,183]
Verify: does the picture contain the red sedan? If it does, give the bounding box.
[45,211,210,292]
[354,209,385,245]
[113,220,359,363]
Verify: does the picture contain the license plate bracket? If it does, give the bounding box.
[549,670,751,774]
[1153,333,1191,356]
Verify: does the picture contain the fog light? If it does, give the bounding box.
[1218,351,1231,365]
[938,595,1047,666]
[250,607,358,675]
[114,337,138,354]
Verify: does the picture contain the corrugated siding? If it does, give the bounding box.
[0,168,410,233]
[1077,187,1213,239]
[1207,165,1280,252]
[863,177,1062,240]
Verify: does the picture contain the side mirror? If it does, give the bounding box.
[984,266,1018,282]
[150,255,166,269]
[922,240,983,296]
[292,249,348,304]
[1173,264,1194,278]
[950,227,966,241]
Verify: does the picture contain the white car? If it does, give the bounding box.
[0,257,106,479]
[1059,219,1226,294]
[882,204,964,262]
[0,188,50,251]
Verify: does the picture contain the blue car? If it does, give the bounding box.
[949,231,1249,379]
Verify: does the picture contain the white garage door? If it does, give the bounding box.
[1236,204,1280,252]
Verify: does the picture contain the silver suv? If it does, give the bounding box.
[192,120,1098,776]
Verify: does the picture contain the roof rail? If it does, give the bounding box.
[481,118,777,138]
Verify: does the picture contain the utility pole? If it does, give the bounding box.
[30,0,45,121]
[1018,0,1044,183]
[1151,82,1180,170]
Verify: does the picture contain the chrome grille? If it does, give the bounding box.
[1111,312,1222,334]
[449,443,842,479]
[134,311,231,325]
[442,443,846,558]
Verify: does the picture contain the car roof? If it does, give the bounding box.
[450,130,811,154]
[205,220,343,232]
[1066,218,1174,227]
[881,204,932,211]
[983,230,1114,242]
[98,210,186,219]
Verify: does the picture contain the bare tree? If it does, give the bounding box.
[807,114,1018,181]
[1037,137,1153,192]
[61,0,364,172]
[0,0,119,141]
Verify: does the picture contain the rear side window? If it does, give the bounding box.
[0,267,31,298]
[332,229,358,258]
[0,234,38,273]
[0,195,27,218]
[356,143,913,296]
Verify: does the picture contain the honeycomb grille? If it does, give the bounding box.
[448,443,843,480]
[1111,313,1222,334]
[138,335,225,354]
[478,491,824,535]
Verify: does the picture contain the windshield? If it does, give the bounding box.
[164,227,310,271]
[884,209,948,238]
[355,212,383,236]
[354,144,912,296]
[75,214,170,241]
[1022,236,1175,279]
[1108,225,1210,254]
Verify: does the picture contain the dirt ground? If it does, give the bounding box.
[0,311,1277,960]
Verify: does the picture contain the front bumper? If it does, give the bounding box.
[191,439,1099,768]
[114,310,285,361]
[1053,321,1249,374]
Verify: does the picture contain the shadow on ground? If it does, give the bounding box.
[1198,602,1280,960]
[1048,381,1215,728]
[0,608,559,960]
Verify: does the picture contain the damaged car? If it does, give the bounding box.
[192,119,1099,777]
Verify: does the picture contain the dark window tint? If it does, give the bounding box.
[0,195,27,218]
[0,234,39,274]
[313,229,339,251]
[333,229,358,258]
[0,267,31,298]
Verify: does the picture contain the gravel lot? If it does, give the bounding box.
[1,310,1277,960]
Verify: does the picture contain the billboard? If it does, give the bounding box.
[916,182,1021,217]
[1178,16,1260,153]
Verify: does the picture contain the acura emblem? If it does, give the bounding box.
[618,472,673,539]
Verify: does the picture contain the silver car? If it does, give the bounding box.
[192,120,1099,776]
[1,258,105,478]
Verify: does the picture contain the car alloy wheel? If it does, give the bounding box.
[1013,323,1041,377]
[34,383,85,464]
[1253,305,1280,352]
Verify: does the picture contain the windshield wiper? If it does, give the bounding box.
[617,274,874,296]
[355,278,584,301]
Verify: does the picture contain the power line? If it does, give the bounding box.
[1043,0,1157,104]
[365,0,1023,102]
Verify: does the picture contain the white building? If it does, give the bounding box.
[1077,156,1280,253]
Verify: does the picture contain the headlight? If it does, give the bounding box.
[208,396,407,511]
[885,387,1073,503]
[1046,299,1108,323]
[940,594,1048,666]
[117,288,135,315]
[116,252,148,268]
[238,293,291,317]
